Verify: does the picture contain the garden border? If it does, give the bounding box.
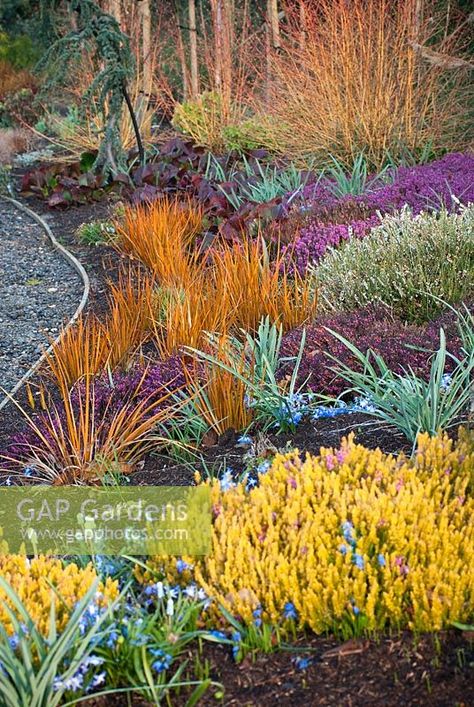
[0,194,90,411]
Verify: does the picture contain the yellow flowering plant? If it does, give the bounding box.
[138,430,474,636]
[0,556,118,637]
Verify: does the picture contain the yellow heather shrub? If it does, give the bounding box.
[0,556,119,636]
[138,431,474,634]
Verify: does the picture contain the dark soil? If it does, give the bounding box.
[130,413,412,487]
[82,630,474,706]
[193,629,474,707]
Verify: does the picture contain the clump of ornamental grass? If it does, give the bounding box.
[0,556,118,637]
[138,430,474,636]
[265,0,472,168]
[326,327,474,446]
[153,237,317,357]
[316,205,474,324]
[45,267,155,389]
[211,237,318,333]
[153,277,235,358]
[183,337,253,436]
[114,198,204,286]
[1,371,181,484]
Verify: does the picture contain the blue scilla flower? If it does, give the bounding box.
[257,460,271,475]
[341,521,355,544]
[88,672,106,691]
[245,475,258,491]
[352,554,365,570]
[150,648,173,673]
[219,469,235,492]
[293,656,312,670]
[80,655,105,670]
[231,631,242,660]
[8,634,19,650]
[23,467,35,477]
[354,396,377,413]
[176,559,191,574]
[237,434,253,446]
[313,404,349,420]
[378,554,386,567]
[339,543,350,556]
[283,601,297,620]
[105,629,120,649]
[440,373,453,392]
[253,606,262,628]
[53,672,85,693]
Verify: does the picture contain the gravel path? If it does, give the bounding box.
[0,198,83,399]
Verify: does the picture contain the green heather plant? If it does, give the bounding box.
[316,205,474,323]
[76,220,116,246]
[326,327,474,446]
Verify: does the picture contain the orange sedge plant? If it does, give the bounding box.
[114,198,204,286]
[44,313,108,391]
[153,237,317,357]
[211,237,317,333]
[153,273,235,358]
[45,268,155,390]
[183,337,253,435]
[1,372,180,485]
[104,267,156,369]
[268,0,472,168]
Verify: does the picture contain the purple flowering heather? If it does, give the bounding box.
[291,152,474,271]
[279,305,465,398]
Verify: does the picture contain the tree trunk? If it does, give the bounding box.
[269,0,280,51]
[140,0,152,96]
[109,0,121,26]
[212,0,224,91]
[189,0,199,97]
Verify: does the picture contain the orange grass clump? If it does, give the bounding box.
[114,198,204,286]
[105,267,155,369]
[153,238,317,357]
[211,238,318,333]
[45,268,155,389]
[183,341,253,435]
[45,313,108,391]
[154,276,234,358]
[2,374,180,484]
[268,0,472,167]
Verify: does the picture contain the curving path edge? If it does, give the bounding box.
[0,194,90,412]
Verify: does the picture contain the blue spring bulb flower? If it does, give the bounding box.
[378,554,386,567]
[231,631,242,660]
[283,601,298,620]
[293,656,312,670]
[150,648,173,673]
[353,554,365,570]
[237,434,253,446]
[176,559,190,574]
